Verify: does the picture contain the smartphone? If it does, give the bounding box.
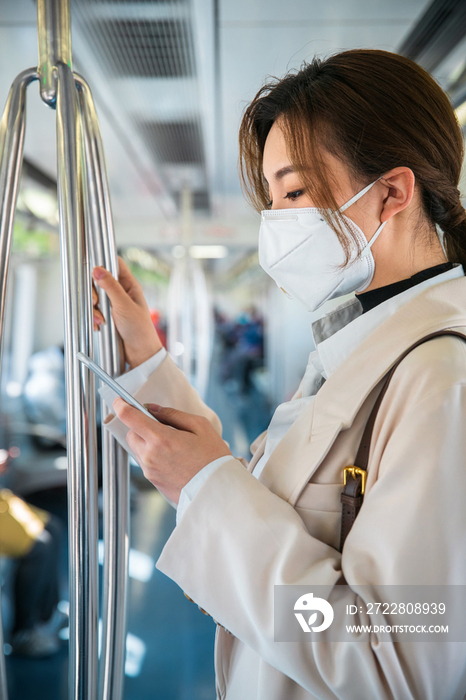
[77,351,158,421]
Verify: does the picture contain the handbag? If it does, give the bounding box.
[340,330,466,551]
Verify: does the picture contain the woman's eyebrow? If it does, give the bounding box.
[263,165,295,185]
[274,165,295,180]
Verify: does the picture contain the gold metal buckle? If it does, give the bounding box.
[343,466,366,494]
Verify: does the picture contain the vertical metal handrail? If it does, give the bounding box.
[56,61,99,700]
[0,67,38,700]
[75,73,130,700]
[37,2,101,698]
[0,4,127,699]
[37,0,71,107]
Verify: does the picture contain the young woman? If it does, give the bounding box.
[93,49,466,699]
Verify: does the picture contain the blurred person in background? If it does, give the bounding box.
[0,450,65,657]
[236,306,264,393]
[23,345,66,449]
[218,307,264,393]
[92,50,466,699]
[149,309,167,349]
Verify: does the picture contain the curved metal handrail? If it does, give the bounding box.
[0,67,38,700]
[0,3,129,699]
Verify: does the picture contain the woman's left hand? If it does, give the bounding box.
[113,399,232,504]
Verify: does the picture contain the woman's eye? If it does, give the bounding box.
[267,199,273,208]
[284,190,303,201]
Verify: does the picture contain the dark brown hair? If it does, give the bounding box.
[239,49,466,266]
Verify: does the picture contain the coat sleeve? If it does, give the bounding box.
[103,352,223,452]
[155,378,466,699]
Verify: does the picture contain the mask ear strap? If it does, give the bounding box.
[339,179,379,213]
[361,221,387,257]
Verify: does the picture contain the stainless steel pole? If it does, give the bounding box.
[37,0,71,107]
[37,0,128,696]
[56,61,99,700]
[75,74,130,700]
[37,0,99,696]
[0,66,38,700]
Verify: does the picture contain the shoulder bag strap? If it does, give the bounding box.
[339,330,466,552]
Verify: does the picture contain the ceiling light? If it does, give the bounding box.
[20,188,58,224]
[189,245,228,259]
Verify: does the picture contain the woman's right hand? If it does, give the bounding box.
[92,257,163,369]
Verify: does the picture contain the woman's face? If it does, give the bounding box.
[262,119,381,239]
[261,119,447,292]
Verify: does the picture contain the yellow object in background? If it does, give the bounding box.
[0,489,50,557]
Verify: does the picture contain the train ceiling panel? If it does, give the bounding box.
[71,0,207,222]
[0,0,454,247]
[140,120,204,165]
[94,19,196,78]
[173,189,210,211]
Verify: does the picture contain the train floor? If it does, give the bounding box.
[2,345,272,699]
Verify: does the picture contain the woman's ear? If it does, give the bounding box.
[379,167,416,223]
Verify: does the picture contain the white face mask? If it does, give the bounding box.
[259,179,386,312]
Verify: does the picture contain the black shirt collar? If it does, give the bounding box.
[356,263,456,314]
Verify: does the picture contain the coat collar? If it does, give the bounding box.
[255,275,466,505]
[315,263,463,380]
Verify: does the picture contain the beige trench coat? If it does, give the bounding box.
[107,276,466,700]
